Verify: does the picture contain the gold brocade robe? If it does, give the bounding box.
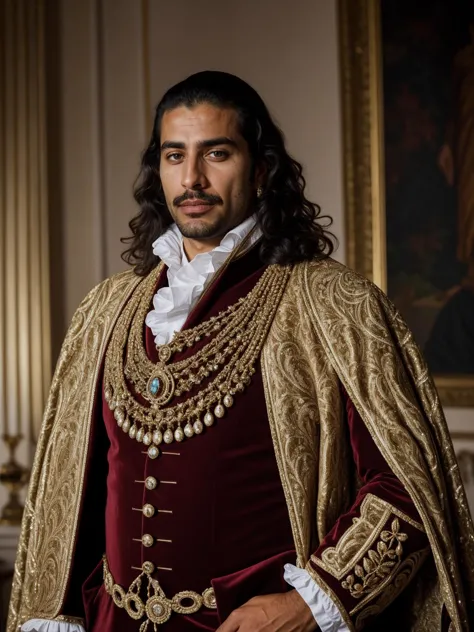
[7,258,474,631]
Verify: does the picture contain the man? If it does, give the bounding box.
[8,71,474,632]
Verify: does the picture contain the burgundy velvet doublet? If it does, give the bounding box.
[63,245,430,632]
[78,246,296,631]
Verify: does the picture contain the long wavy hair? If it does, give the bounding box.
[122,71,335,275]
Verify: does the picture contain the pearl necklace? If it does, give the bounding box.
[103,262,291,457]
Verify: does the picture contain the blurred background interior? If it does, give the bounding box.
[0,0,473,628]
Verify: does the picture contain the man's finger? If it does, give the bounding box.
[215,609,242,632]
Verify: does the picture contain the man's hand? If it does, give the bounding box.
[215,590,318,632]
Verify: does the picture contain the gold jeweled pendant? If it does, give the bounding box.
[146,362,175,405]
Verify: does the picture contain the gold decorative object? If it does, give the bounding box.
[338,0,474,406]
[103,555,216,630]
[104,263,291,446]
[0,435,29,525]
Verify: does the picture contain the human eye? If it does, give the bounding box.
[166,152,183,163]
[207,149,229,160]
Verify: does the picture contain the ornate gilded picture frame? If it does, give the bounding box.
[451,431,474,512]
[339,0,474,406]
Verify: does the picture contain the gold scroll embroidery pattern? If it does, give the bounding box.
[8,270,142,630]
[261,266,352,567]
[301,258,473,630]
[341,517,407,599]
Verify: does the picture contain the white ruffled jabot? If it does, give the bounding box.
[145,215,261,347]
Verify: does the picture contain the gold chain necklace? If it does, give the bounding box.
[125,264,279,401]
[103,263,291,457]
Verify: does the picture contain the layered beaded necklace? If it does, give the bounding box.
[103,260,291,456]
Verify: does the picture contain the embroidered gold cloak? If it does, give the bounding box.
[7,258,474,631]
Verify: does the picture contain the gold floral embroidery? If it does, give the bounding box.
[311,493,424,581]
[341,517,408,599]
[353,549,430,629]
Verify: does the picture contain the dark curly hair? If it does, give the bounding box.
[122,71,335,275]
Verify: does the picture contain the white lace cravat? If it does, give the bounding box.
[145,215,261,347]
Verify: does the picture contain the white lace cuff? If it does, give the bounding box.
[283,564,349,632]
[21,619,86,632]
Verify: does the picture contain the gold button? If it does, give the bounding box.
[147,446,160,459]
[143,503,155,518]
[142,533,154,547]
[142,561,155,574]
[145,476,157,490]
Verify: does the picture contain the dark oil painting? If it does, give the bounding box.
[381,0,474,375]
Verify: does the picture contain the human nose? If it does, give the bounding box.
[181,154,208,190]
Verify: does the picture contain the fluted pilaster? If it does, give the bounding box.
[0,0,51,518]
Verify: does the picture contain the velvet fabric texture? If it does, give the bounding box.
[62,245,428,631]
[66,247,296,631]
[308,388,430,629]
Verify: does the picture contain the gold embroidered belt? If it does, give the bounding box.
[103,555,217,629]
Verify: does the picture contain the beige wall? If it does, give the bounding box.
[147,0,344,260]
[51,0,471,433]
[53,0,344,330]
[55,0,147,331]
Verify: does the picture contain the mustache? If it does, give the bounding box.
[173,191,223,206]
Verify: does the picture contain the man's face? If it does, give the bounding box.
[159,103,257,248]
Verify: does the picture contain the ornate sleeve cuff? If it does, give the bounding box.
[308,493,430,630]
[284,564,350,632]
[21,618,86,632]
